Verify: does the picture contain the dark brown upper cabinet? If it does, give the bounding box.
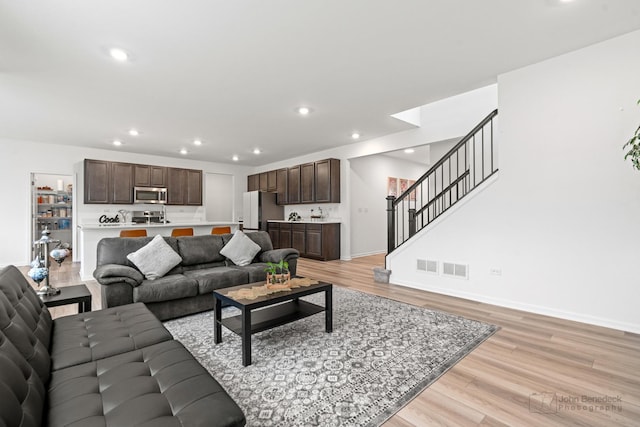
[245,158,340,205]
[300,162,315,203]
[110,162,134,204]
[259,172,269,191]
[315,158,340,203]
[84,159,133,204]
[85,159,200,205]
[267,170,277,192]
[134,164,167,187]
[287,165,301,204]
[247,174,259,191]
[276,168,288,205]
[185,169,202,205]
[167,168,202,205]
[84,159,110,204]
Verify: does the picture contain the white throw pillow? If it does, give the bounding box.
[127,234,182,280]
[220,230,261,266]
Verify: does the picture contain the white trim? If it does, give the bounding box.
[392,278,640,334]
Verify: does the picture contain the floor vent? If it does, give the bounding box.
[442,262,468,279]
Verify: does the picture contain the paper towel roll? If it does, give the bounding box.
[57,179,63,191]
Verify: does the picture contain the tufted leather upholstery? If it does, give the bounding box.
[0,291,51,384]
[0,265,52,351]
[0,265,246,427]
[0,331,45,427]
[47,340,246,427]
[50,302,173,371]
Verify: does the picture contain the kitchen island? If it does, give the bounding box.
[77,221,240,281]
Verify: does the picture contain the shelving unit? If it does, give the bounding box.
[34,190,73,248]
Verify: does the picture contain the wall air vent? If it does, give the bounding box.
[426,260,438,274]
[416,259,427,271]
[442,262,469,279]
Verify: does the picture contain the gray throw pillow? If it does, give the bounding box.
[126,234,182,280]
[220,230,261,266]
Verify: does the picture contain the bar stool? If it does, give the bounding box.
[120,229,147,238]
[211,226,231,235]
[171,227,194,237]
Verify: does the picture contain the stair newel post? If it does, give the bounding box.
[386,195,396,253]
[408,208,416,238]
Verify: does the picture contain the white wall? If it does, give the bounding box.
[0,140,251,266]
[387,30,640,333]
[205,173,234,221]
[349,155,426,257]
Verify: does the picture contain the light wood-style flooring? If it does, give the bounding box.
[23,255,640,426]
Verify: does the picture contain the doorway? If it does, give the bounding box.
[31,173,74,260]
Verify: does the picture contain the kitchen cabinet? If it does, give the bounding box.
[85,159,200,205]
[315,158,340,203]
[110,162,134,204]
[259,173,268,191]
[291,223,306,255]
[287,166,301,204]
[167,168,202,205]
[185,169,203,205]
[84,159,110,204]
[279,223,292,248]
[276,168,288,205]
[134,164,166,187]
[267,222,280,248]
[267,170,277,192]
[300,162,315,203]
[268,221,340,261]
[247,174,259,191]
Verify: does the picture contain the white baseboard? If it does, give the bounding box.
[350,250,386,259]
[393,279,640,334]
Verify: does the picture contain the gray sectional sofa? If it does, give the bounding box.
[93,231,299,320]
[0,264,246,427]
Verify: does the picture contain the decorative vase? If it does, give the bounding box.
[28,267,48,284]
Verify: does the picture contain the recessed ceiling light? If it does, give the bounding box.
[193,139,202,146]
[112,140,122,146]
[404,148,415,154]
[109,48,129,62]
[351,132,361,140]
[297,106,311,115]
[128,129,139,136]
[180,148,188,155]
[253,148,261,155]
[232,155,239,162]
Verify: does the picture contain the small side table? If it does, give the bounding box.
[40,284,92,313]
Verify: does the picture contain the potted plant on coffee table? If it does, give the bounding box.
[264,259,290,289]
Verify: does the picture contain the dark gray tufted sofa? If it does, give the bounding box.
[94,231,299,321]
[0,264,246,427]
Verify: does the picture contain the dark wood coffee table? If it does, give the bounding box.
[213,280,333,366]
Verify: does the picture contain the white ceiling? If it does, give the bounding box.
[1,1,639,166]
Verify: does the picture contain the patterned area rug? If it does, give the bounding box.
[164,287,498,426]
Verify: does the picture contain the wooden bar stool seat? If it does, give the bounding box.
[211,226,231,235]
[120,229,147,238]
[171,227,194,237]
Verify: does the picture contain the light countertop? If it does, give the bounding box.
[267,220,341,224]
[78,221,240,230]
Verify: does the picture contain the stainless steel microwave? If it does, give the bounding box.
[134,187,167,204]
